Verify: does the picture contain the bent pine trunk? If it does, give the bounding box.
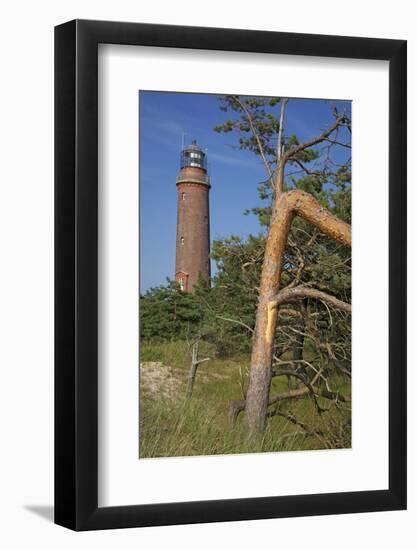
[244,189,351,437]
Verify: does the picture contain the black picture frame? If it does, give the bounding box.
[55,19,407,531]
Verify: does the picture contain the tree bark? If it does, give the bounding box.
[275,98,288,195]
[186,341,199,400]
[244,189,351,437]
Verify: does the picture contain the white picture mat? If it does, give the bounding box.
[98,44,389,507]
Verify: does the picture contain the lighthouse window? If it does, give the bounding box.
[180,237,185,245]
[179,277,184,291]
[181,192,186,201]
[181,149,207,170]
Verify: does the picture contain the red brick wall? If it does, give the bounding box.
[175,168,210,292]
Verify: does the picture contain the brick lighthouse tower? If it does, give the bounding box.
[175,139,211,292]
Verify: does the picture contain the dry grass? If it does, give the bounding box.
[139,341,351,458]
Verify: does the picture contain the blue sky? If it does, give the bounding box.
[139,91,351,293]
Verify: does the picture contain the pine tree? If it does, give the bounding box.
[214,95,352,435]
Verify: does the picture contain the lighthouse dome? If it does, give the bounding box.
[180,139,207,171]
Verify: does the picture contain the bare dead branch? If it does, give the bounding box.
[277,98,288,163]
[266,409,331,448]
[270,285,351,314]
[186,341,210,400]
[322,137,351,149]
[234,97,274,182]
[215,314,254,334]
[269,368,326,414]
[294,159,326,177]
[284,115,345,161]
[275,98,288,194]
[230,384,349,426]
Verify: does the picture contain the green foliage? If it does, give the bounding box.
[140,93,352,365]
[213,94,352,370]
[139,95,352,451]
[195,234,264,355]
[140,280,204,342]
[139,236,261,355]
[214,95,282,159]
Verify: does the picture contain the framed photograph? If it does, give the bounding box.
[55,19,406,530]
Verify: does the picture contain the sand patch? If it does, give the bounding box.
[140,361,183,399]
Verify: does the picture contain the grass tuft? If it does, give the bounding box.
[139,341,351,458]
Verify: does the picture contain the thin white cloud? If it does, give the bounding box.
[150,118,185,136]
[285,111,314,139]
[141,119,184,151]
[141,107,266,174]
[209,150,265,171]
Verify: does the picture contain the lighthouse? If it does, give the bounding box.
[175,140,211,292]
